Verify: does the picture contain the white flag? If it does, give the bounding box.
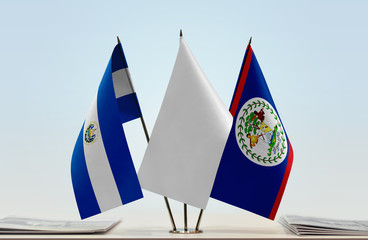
[138,37,232,209]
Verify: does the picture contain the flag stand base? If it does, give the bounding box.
[168,204,204,234]
[169,229,203,234]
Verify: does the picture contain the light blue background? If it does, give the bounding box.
[0,0,367,222]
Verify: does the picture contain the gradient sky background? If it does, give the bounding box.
[0,0,368,223]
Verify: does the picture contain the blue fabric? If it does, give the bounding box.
[112,42,142,124]
[71,124,101,219]
[211,51,291,219]
[111,43,128,72]
[116,93,142,123]
[97,59,143,205]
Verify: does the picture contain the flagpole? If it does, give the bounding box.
[116,36,177,232]
[184,203,188,232]
[164,196,177,231]
[197,37,254,232]
[195,209,203,231]
[179,29,191,233]
[193,38,254,233]
[180,29,204,233]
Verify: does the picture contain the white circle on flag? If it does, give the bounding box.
[235,97,288,167]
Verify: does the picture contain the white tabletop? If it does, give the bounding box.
[0,213,367,239]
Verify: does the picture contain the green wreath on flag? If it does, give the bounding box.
[236,99,287,164]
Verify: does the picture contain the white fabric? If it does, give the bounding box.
[138,38,232,209]
[83,95,122,212]
[112,68,134,98]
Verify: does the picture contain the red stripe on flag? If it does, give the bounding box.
[229,46,253,117]
[268,141,294,220]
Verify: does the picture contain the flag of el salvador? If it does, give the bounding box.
[211,44,293,220]
[71,43,143,219]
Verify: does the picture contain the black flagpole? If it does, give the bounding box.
[194,36,252,233]
[195,209,203,231]
[116,36,177,232]
[179,30,204,234]
[180,30,190,233]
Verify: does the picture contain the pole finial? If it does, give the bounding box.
[248,36,252,46]
[180,29,183,37]
[117,36,121,44]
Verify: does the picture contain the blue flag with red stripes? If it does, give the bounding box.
[211,43,293,220]
[71,42,143,219]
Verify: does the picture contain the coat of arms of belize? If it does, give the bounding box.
[235,97,288,166]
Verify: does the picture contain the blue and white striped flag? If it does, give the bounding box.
[71,42,143,219]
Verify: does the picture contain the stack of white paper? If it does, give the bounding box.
[0,216,119,234]
[280,215,368,236]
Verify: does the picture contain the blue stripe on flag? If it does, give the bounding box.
[116,93,142,123]
[96,59,143,204]
[240,53,276,109]
[71,124,101,219]
[111,43,128,72]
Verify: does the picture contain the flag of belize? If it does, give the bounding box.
[210,42,293,220]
